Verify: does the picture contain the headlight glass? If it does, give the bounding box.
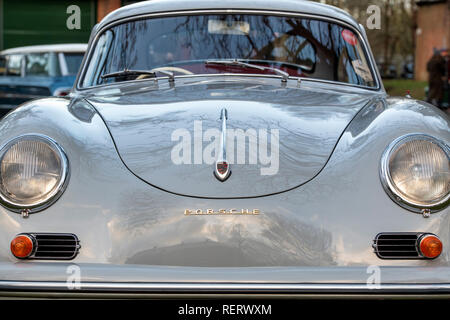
[381,134,450,212]
[0,135,69,211]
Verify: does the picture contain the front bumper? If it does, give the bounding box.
[1,262,449,298]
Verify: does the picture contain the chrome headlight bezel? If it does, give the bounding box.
[380,133,450,213]
[0,134,70,213]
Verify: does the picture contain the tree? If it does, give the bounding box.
[312,0,416,74]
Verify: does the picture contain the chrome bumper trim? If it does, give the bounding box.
[1,281,450,294]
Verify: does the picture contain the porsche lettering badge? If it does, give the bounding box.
[184,209,260,215]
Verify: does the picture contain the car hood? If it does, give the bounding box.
[86,78,375,198]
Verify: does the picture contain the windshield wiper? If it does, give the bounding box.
[101,69,175,82]
[205,59,290,82]
[101,69,156,80]
[245,59,313,73]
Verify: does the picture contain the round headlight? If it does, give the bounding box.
[380,134,450,213]
[0,135,69,213]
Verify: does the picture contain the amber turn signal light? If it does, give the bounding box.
[419,234,442,259]
[10,234,34,259]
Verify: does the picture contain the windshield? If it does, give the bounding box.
[0,53,61,77]
[25,52,60,77]
[0,54,22,76]
[81,14,376,88]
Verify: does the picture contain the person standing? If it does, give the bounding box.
[427,50,446,108]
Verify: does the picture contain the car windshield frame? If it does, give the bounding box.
[76,10,381,91]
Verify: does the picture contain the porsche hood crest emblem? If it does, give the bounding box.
[214,108,231,181]
[215,160,230,180]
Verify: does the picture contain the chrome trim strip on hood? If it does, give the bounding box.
[214,108,231,182]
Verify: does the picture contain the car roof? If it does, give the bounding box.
[0,44,88,55]
[98,0,360,30]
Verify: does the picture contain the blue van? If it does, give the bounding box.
[0,44,87,118]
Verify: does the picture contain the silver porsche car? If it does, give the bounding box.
[0,0,449,298]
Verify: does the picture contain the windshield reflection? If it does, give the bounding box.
[82,14,376,88]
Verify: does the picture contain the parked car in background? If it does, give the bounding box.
[401,62,414,79]
[0,44,87,118]
[377,62,398,79]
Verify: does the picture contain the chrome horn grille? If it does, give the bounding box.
[25,233,80,260]
[373,233,420,259]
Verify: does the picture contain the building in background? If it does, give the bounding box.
[2,0,447,82]
[0,0,140,51]
[415,0,450,81]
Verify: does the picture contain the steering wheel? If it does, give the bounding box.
[151,66,194,75]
